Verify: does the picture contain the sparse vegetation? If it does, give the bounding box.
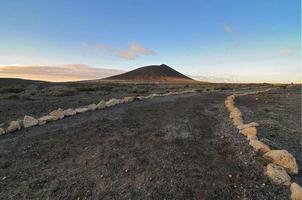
[1,87,24,93]
[46,88,77,97]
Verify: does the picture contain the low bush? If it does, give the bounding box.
[47,88,77,97]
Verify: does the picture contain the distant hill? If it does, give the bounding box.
[105,64,194,83]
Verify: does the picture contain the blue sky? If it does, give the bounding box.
[0,0,300,82]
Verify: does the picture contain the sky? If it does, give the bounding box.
[0,0,300,83]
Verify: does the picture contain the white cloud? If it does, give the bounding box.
[224,24,239,35]
[82,42,156,60]
[116,43,156,60]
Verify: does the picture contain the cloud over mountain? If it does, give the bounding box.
[81,42,156,60]
[116,43,156,60]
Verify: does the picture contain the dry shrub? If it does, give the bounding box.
[47,88,77,97]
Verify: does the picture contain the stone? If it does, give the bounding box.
[147,94,158,99]
[17,120,24,128]
[227,95,235,100]
[96,100,106,109]
[290,183,302,200]
[137,96,147,100]
[123,96,135,103]
[75,107,89,113]
[105,98,121,107]
[237,122,259,130]
[247,135,258,141]
[232,117,243,126]
[0,128,5,135]
[225,101,235,112]
[266,163,291,186]
[87,104,97,111]
[23,115,38,128]
[240,127,257,137]
[38,115,58,125]
[50,108,64,119]
[62,108,76,116]
[249,139,271,153]
[6,121,21,133]
[264,150,298,175]
[229,108,242,119]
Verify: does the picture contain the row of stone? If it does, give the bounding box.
[0,90,194,136]
[225,89,301,200]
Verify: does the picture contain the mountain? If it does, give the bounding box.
[105,64,194,83]
[0,64,124,82]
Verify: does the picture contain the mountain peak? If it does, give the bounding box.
[105,64,194,83]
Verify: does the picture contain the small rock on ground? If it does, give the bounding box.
[264,150,298,175]
[6,121,21,133]
[240,127,257,137]
[23,115,38,128]
[50,108,64,119]
[96,100,106,109]
[290,183,302,200]
[249,139,271,153]
[62,109,76,117]
[38,115,59,125]
[266,163,291,186]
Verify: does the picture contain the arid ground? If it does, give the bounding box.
[0,79,300,199]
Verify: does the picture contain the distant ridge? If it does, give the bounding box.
[105,64,194,83]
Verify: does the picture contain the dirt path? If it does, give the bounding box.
[0,92,288,199]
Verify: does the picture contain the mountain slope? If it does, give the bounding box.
[105,64,194,82]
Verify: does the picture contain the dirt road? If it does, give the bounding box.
[0,92,288,199]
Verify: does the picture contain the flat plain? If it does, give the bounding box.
[0,78,300,199]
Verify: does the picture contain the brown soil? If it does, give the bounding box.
[0,89,290,199]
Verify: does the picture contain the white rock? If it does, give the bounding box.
[23,115,38,128]
[290,183,302,200]
[249,139,271,153]
[105,98,121,107]
[225,101,235,112]
[266,163,291,186]
[87,104,97,111]
[240,127,257,137]
[0,128,5,135]
[264,150,298,175]
[75,107,89,113]
[137,96,147,100]
[38,115,59,125]
[62,108,76,116]
[6,121,21,133]
[146,94,158,99]
[123,96,135,103]
[237,122,259,130]
[50,108,64,119]
[247,135,258,141]
[230,107,241,117]
[232,117,243,126]
[96,100,106,109]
